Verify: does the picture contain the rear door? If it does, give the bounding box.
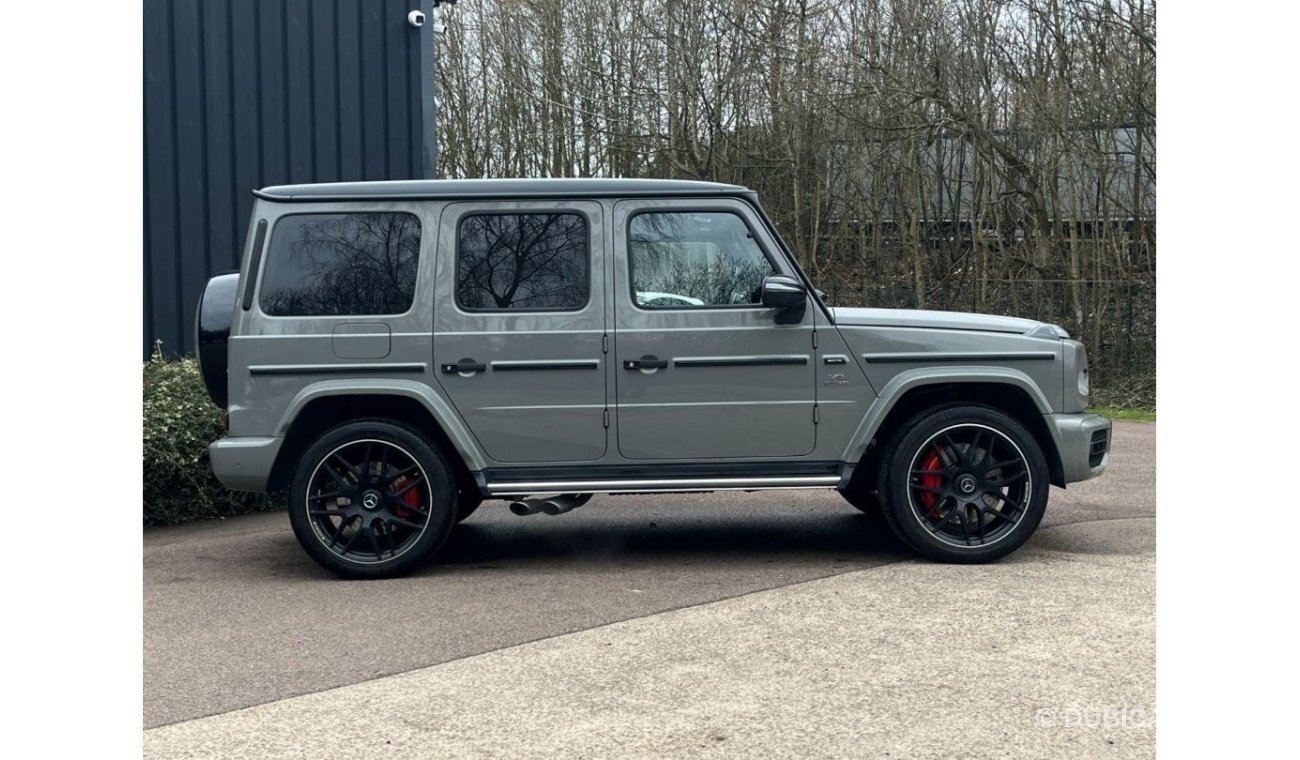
[433,201,607,463]
[611,199,817,460]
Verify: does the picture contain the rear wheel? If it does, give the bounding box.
[878,404,1049,563]
[288,420,457,579]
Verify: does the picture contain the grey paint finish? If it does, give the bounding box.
[831,307,1047,335]
[432,200,609,464]
[207,181,1107,496]
[834,324,1067,416]
[1050,413,1112,483]
[144,0,431,357]
[611,198,816,460]
[206,435,283,492]
[332,323,392,359]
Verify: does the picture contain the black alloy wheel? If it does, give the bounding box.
[289,420,456,578]
[878,404,1049,563]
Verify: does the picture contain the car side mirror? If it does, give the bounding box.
[760,275,807,324]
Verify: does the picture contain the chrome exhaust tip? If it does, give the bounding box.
[509,499,546,516]
[509,494,592,517]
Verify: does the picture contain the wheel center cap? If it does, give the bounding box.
[957,475,978,495]
[361,490,382,510]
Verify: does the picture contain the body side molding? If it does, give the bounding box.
[673,355,809,368]
[861,351,1057,364]
[250,363,427,376]
[490,360,601,371]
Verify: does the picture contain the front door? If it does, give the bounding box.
[612,199,816,460]
[433,201,607,463]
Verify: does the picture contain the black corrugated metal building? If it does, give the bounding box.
[144,0,435,356]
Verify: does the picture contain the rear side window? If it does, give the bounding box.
[259,212,421,316]
[456,213,588,311]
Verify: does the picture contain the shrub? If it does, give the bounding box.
[143,343,281,525]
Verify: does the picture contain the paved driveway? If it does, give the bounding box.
[145,421,1155,758]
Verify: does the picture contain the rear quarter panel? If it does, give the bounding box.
[225,199,437,439]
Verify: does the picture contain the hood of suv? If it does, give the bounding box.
[830,307,1060,336]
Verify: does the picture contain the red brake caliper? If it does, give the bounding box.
[918,449,944,518]
[391,476,421,519]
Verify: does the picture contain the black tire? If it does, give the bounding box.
[288,419,457,579]
[877,404,1049,563]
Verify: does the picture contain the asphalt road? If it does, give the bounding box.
[145,420,1155,755]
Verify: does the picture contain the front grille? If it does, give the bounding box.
[1088,429,1109,467]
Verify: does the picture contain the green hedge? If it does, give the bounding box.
[143,344,281,526]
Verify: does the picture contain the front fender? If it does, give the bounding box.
[840,366,1054,464]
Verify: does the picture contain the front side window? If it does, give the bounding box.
[456,213,589,311]
[259,212,420,316]
[628,211,776,308]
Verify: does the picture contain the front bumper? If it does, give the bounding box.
[1048,413,1112,484]
[208,436,283,492]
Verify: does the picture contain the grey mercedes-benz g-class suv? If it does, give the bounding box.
[197,178,1110,578]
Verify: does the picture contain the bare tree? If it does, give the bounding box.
[434,0,1156,407]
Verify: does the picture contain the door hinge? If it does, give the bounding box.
[602,335,609,353]
[813,405,820,424]
[603,409,610,428]
[812,330,818,349]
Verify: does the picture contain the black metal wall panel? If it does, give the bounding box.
[144,0,432,356]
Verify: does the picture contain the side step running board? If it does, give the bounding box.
[486,475,841,497]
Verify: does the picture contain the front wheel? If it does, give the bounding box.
[878,404,1050,563]
[288,420,457,579]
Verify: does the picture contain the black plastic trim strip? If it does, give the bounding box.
[861,351,1057,363]
[491,360,600,371]
[240,219,268,311]
[485,460,844,484]
[673,356,809,368]
[249,363,427,376]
